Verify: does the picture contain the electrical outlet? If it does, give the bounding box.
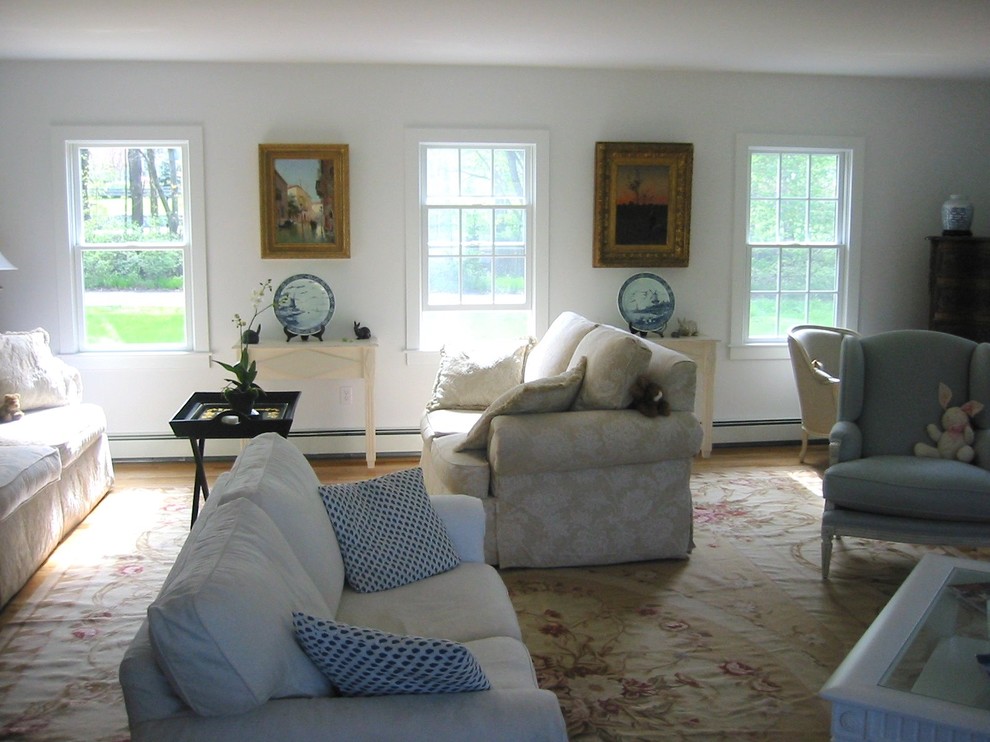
[340,386,353,405]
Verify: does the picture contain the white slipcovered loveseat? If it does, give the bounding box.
[0,328,114,608]
[420,311,702,568]
[119,432,567,742]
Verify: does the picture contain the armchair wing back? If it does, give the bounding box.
[835,329,990,459]
[821,329,990,578]
[787,324,859,462]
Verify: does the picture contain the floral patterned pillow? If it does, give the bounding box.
[568,326,652,411]
[454,358,586,451]
[426,339,534,411]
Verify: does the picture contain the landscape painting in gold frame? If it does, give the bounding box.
[593,142,693,267]
[259,144,350,259]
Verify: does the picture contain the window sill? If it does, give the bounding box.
[59,350,212,372]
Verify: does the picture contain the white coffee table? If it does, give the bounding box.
[821,553,990,742]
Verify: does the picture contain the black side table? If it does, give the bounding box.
[169,391,301,526]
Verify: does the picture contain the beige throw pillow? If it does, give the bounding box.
[455,358,587,451]
[569,326,652,410]
[0,329,82,410]
[426,340,533,411]
[523,311,598,382]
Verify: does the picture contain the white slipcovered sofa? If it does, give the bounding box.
[0,328,114,608]
[420,311,702,568]
[119,432,567,742]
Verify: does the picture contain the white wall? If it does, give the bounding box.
[1,61,989,457]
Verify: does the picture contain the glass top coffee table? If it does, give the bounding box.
[821,554,990,742]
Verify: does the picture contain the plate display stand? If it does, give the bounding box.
[617,272,675,336]
[273,273,335,341]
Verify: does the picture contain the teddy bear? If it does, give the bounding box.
[627,375,671,418]
[0,393,24,423]
[913,382,984,463]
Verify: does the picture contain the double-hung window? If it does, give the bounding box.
[730,134,863,359]
[405,129,548,352]
[54,126,208,354]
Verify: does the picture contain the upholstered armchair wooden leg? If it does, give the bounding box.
[821,527,834,580]
[799,430,809,463]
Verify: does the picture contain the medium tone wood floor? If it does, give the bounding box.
[113,442,828,490]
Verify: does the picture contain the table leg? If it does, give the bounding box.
[188,437,210,527]
[363,348,376,468]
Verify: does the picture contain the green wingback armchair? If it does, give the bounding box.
[821,329,990,578]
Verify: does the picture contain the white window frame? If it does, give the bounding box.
[404,128,549,357]
[729,134,863,361]
[52,125,209,357]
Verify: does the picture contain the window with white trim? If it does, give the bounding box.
[730,135,862,360]
[405,129,548,352]
[54,126,208,353]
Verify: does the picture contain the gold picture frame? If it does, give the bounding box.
[259,144,350,259]
[593,142,693,267]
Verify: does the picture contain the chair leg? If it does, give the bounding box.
[821,528,833,580]
[799,430,809,463]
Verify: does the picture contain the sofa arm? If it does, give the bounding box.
[829,420,862,465]
[430,494,485,563]
[643,344,696,413]
[489,409,701,477]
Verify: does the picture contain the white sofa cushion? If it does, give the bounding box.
[208,432,344,613]
[0,444,61,520]
[0,403,107,469]
[569,325,653,411]
[524,311,598,382]
[420,408,481,443]
[293,613,490,696]
[147,498,334,717]
[319,468,460,593]
[336,561,522,642]
[0,329,82,411]
[426,340,531,411]
[455,358,586,451]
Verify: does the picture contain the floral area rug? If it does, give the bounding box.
[0,467,985,741]
[0,486,190,741]
[501,468,988,741]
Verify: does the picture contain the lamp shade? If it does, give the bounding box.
[0,252,16,271]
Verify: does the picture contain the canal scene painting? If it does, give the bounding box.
[259,144,350,259]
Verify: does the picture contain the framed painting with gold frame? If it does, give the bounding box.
[593,142,693,267]
[259,144,350,259]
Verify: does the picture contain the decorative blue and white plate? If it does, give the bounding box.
[618,272,675,334]
[273,274,335,338]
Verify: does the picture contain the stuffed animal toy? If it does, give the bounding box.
[913,382,984,463]
[627,375,670,418]
[0,393,24,423]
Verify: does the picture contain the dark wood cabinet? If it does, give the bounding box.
[928,236,990,341]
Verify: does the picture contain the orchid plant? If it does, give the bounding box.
[217,279,274,404]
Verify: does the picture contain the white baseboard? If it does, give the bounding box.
[712,419,805,447]
[108,421,805,461]
[109,430,424,461]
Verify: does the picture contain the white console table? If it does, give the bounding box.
[245,339,377,468]
[650,336,718,458]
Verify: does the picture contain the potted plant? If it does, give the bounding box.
[217,280,274,414]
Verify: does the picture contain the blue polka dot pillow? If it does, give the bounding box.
[318,468,460,593]
[293,612,490,696]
